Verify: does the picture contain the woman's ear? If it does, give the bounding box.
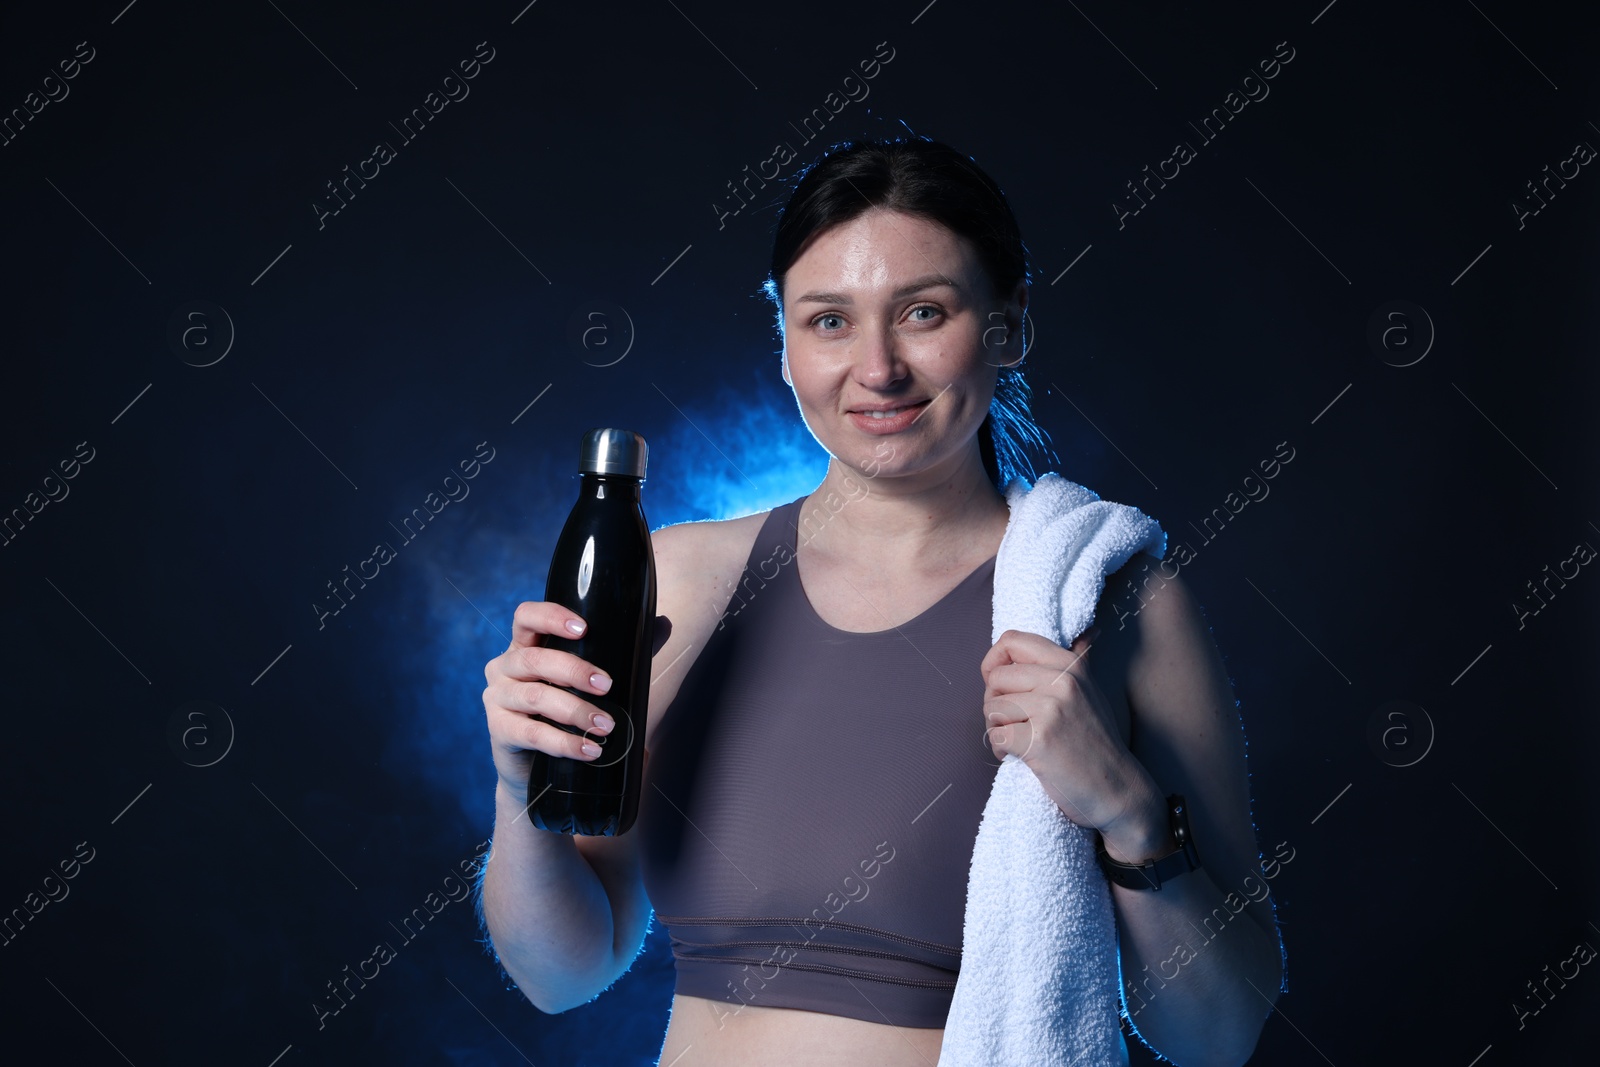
[781,349,791,386]
[1003,281,1029,366]
[987,283,1029,369]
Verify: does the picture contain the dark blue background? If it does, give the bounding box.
[1,1,1595,1063]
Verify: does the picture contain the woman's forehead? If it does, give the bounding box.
[787,211,978,295]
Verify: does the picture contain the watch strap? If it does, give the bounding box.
[1096,793,1202,890]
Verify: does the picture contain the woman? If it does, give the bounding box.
[479,137,1286,1066]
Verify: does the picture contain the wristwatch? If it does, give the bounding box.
[1096,793,1203,890]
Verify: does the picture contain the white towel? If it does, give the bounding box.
[938,472,1167,1067]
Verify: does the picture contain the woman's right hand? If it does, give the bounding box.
[483,601,617,806]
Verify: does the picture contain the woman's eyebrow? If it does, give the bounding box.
[793,275,960,305]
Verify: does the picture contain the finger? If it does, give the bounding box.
[985,711,1036,761]
[989,628,1078,667]
[986,659,1085,700]
[494,680,616,733]
[984,661,1032,698]
[979,635,1021,679]
[509,712,605,762]
[984,694,1030,726]
[486,691,610,759]
[501,644,613,696]
[508,600,588,651]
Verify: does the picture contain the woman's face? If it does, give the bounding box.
[780,208,1025,486]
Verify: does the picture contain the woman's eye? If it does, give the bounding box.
[814,313,846,331]
[908,305,941,322]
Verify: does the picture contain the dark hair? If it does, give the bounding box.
[761,136,1055,490]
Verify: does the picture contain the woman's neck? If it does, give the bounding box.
[798,448,1011,566]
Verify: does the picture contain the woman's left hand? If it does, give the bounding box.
[980,626,1159,846]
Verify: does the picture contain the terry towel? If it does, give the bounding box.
[938,472,1167,1067]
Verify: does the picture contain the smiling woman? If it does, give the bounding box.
[760,139,1052,498]
[476,136,1284,1067]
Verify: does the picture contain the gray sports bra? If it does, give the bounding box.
[637,495,999,1029]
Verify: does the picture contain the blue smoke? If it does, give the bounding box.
[648,364,829,525]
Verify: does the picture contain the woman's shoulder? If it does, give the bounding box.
[644,508,786,695]
[651,506,782,594]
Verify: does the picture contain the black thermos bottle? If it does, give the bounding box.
[527,428,656,836]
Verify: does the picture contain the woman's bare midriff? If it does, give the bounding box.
[656,993,945,1066]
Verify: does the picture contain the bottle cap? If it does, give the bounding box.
[579,428,648,478]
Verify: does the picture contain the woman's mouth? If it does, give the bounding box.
[847,400,932,434]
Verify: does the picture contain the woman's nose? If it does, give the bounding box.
[852,322,908,387]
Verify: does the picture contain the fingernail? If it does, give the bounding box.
[581,741,601,757]
[592,713,614,733]
[566,619,586,635]
[591,673,612,693]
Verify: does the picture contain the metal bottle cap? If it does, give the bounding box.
[579,428,648,478]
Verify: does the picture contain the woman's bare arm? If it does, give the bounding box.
[1095,559,1287,1067]
[478,781,621,1013]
